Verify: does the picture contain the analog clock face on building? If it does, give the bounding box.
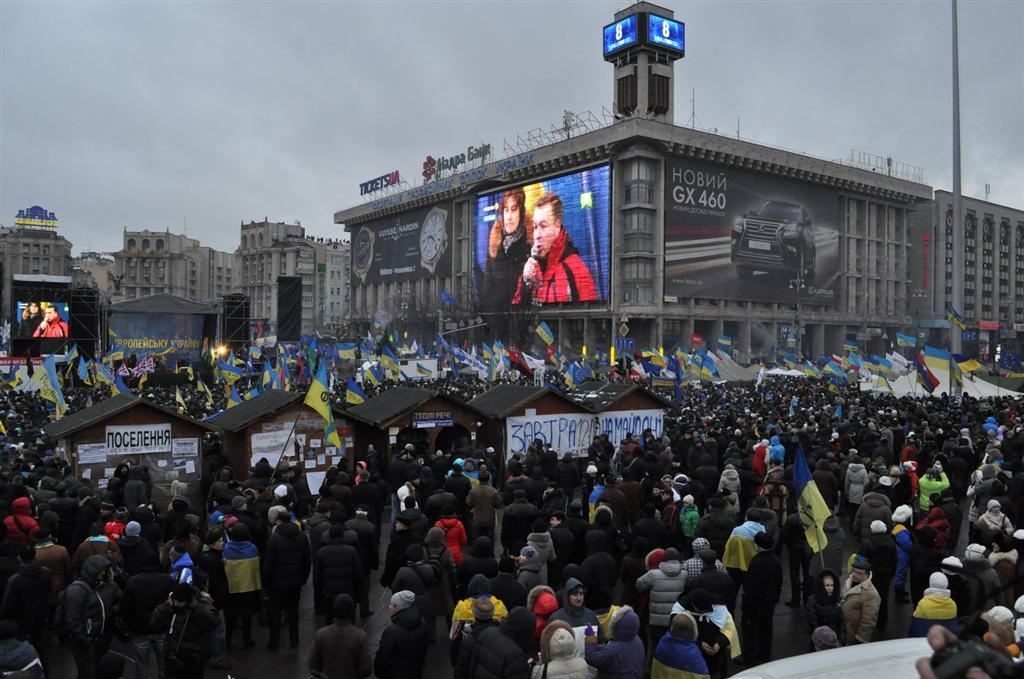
[419,208,448,273]
[352,227,374,282]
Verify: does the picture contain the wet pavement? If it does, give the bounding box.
[43,505,959,678]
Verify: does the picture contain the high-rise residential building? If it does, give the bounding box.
[112,229,235,303]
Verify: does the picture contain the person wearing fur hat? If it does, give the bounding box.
[533,619,590,679]
[907,572,959,637]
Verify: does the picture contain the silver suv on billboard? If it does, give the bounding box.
[730,200,815,281]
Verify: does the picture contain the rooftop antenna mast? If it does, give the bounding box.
[687,89,702,129]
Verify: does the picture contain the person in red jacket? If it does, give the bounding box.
[4,497,38,547]
[511,192,598,304]
[435,507,468,567]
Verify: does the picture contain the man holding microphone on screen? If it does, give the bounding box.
[511,192,598,304]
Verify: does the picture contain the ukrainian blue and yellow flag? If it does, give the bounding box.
[227,386,243,408]
[93,361,116,387]
[304,361,341,448]
[794,443,831,553]
[946,307,966,330]
[175,387,187,410]
[896,332,917,348]
[345,378,366,405]
[78,357,93,386]
[113,371,133,396]
[416,362,431,377]
[337,342,358,360]
[36,355,69,418]
[843,340,857,353]
[217,359,243,384]
[536,321,555,346]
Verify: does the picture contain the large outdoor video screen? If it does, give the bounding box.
[474,165,611,310]
[15,301,70,339]
[350,202,453,285]
[664,157,840,306]
[109,313,205,361]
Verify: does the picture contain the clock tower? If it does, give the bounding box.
[603,2,685,123]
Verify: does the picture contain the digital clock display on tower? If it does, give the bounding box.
[647,13,685,54]
[603,15,638,56]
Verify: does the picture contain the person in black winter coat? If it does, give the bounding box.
[740,533,782,665]
[374,591,428,679]
[489,557,528,610]
[49,484,77,548]
[579,531,617,612]
[694,497,735,558]
[262,508,311,651]
[858,520,898,631]
[120,552,175,677]
[689,551,736,613]
[909,527,943,605]
[459,536,499,597]
[803,568,846,648]
[466,606,536,679]
[781,511,811,607]
[314,526,365,624]
[73,490,101,549]
[445,464,473,516]
[547,513,576,589]
[0,547,51,668]
[344,506,379,592]
[501,491,539,556]
[556,454,582,504]
[117,521,155,578]
[389,544,441,639]
[63,554,116,679]
[381,511,419,588]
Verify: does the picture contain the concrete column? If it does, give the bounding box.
[810,324,826,360]
[739,320,752,365]
[710,319,724,350]
[767,320,778,358]
[683,317,695,351]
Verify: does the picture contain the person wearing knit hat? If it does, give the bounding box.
[891,506,914,603]
[375,589,428,679]
[981,606,1018,655]
[389,590,416,611]
[811,625,840,651]
[908,572,958,637]
[124,521,141,537]
[869,520,886,534]
[964,543,987,560]
[470,596,495,621]
[230,495,246,511]
[267,505,290,526]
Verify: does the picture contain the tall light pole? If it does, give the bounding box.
[950,0,964,396]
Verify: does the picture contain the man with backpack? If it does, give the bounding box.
[150,583,218,679]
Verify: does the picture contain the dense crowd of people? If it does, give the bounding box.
[0,373,1021,677]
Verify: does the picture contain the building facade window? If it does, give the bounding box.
[624,158,655,205]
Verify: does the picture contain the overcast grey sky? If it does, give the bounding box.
[1,0,1021,255]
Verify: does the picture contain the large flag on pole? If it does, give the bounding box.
[305,360,342,448]
[793,443,831,553]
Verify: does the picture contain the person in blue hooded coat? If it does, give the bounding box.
[768,436,785,468]
[585,605,644,679]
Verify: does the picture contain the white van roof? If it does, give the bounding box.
[729,638,931,679]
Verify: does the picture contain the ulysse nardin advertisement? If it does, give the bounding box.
[351,203,452,284]
[664,157,840,306]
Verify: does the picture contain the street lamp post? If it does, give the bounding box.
[788,274,807,358]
